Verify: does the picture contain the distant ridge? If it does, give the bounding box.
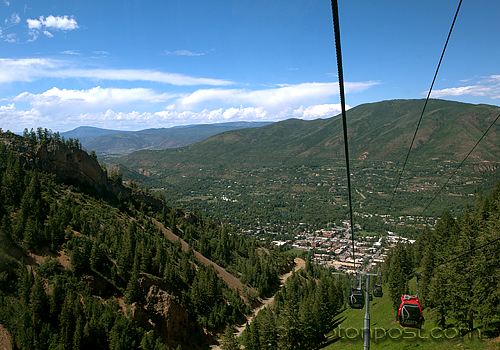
[61,126,122,143]
[115,99,500,171]
[63,122,273,156]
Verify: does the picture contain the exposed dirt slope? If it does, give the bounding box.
[151,218,243,293]
[211,258,305,350]
[0,324,11,350]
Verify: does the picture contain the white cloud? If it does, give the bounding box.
[177,82,376,110]
[164,50,204,56]
[61,50,80,55]
[4,32,16,42]
[42,15,78,30]
[93,51,109,55]
[57,69,233,86]
[13,86,176,111]
[428,75,500,100]
[3,0,10,6]
[0,103,42,131]
[25,15,78,41]
[0,100,349,132]
[27,18,41,29]
[0,58,56,83]
[293,104,346,119]
[5,12,20,25]
[0,58,233,86]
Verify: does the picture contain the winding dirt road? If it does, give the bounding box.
[212,258,306,349]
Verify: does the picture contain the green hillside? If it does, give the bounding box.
[0,130,302,350]
[115,99,500,171]
[107,99,500,236]
[81,122,272,156]
[322,280,493,350]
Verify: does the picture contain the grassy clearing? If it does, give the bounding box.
[355,230,378,237]
[177,195,215,202]
[321,283,497,350]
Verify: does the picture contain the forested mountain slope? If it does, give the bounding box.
[62,122,272,156]
[0,130,303,349]
[383,181,500,335]
[116,99,500,171]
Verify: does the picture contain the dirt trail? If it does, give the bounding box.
[152,218,244,293]
[212,258,305,349]
[0,324,11,350]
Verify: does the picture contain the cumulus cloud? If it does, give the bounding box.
[42,15,78,30]
[0,100,350,132]
[0,103,42,130]
[26,18,41,29]
[3,0,10,6]
[0,58,233,86]
[27,15,78,30]
[428,75,500,100]
[26,15,78,41]
[293,104,346,119]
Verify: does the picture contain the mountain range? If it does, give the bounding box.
[61,122,272,156]
[114,99,500,172]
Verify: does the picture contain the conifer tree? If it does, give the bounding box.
[124,255,141,305]
[386,242,412,311]
[220,324,239,350]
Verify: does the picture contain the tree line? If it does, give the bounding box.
[383,181,500,335]
[238,256,345,350]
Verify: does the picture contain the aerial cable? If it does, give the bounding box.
[383,234,500,280]
[331,0,356,270]
[415,235,500,276]
[391,235,500,278]
[380,237,500,278]
[402,113,500,237]
[386,0,463,217]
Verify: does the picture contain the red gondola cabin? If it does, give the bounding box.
[398,295,424,328]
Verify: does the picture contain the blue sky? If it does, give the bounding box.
[0,0,499,132]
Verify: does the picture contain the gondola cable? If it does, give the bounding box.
[386,0,463,218]
[401,112,500,237]
[331,0,356,271]
[413,234,500,277]
[383,234,500,280]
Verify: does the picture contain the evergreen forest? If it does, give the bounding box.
[0,130,348,349]
[383,182,500,336]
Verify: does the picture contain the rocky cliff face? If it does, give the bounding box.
[0,133,165,209]
[130,280,211,350]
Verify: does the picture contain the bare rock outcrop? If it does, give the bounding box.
[0,133,165,209]
[130,284,211,349]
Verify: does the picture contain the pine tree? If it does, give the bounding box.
[59,291,76,350]
[244,321,260,350]
[124,255,141,305]
[386,242,412,311]
[447,209,478,332]
[258,308,277,350]
[220,324,239,350]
